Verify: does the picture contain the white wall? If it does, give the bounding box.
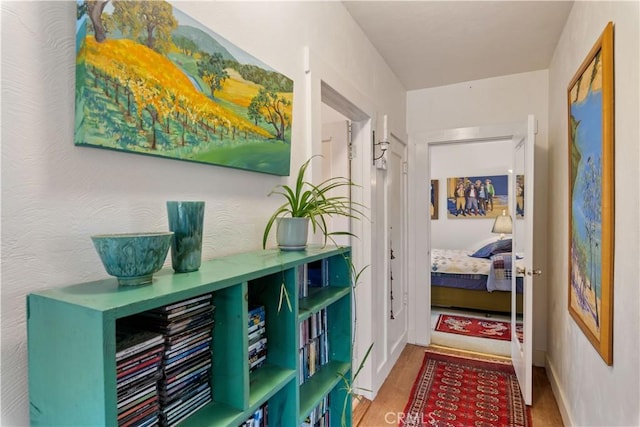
[0,2,406,424]
[546,2,640,425]
[407,70,549,365]
[430,139,512,250]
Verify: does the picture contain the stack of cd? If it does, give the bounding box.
[248,305,267,373]
[115,327,164,427]
[129,293,215,427]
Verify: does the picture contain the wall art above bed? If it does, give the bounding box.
[446,175,509,219]
[75,1,293,176]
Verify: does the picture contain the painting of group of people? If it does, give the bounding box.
[445,175,509,219]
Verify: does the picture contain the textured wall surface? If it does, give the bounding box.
[0,2,405,424]
[546,2,640,425]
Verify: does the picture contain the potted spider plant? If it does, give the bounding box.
[262,156,365,250]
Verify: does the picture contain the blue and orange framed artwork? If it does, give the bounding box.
[567,22,614,365]
[446,175,509,219]
[75,1,292,176]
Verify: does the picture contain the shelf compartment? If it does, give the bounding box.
[174,400,245,427]
[298,287,350,322]
[248,364,296,409]
[298,360,351,424]
[248,271,297,372]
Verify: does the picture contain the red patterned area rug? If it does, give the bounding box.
[435,314,523,342]
[400,349,531,426]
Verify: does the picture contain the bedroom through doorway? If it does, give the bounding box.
[428,137,520,357]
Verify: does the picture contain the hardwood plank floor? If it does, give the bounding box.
[356,344,564,426]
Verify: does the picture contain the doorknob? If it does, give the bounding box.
[517,267,542,276]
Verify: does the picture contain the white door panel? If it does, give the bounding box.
[511,115,535,405]
[387,139,408,354]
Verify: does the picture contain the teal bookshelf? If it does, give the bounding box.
[27,245,352,426]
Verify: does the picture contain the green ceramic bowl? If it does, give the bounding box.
[91,232,173,286]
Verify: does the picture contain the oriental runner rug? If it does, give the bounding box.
[400,349,531,427]
[435,314,523,342]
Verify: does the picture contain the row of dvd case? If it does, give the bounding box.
[298,308,329,384]
[120,293,215,427]
[115,327,164,427]
[298,259,330,298]
[248,305,267,373]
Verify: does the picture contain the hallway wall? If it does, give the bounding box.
[0,2,406,424]
[546,2,640,425]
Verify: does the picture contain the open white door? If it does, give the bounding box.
[511,115,536,405]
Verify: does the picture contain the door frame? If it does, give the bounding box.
[408,120,534,346]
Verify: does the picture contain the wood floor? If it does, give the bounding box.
[355,344,564,426]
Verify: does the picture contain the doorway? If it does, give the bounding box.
[428,138,516,357]
[410,118,535,404]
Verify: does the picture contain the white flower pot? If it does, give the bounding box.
[276,217,310,250]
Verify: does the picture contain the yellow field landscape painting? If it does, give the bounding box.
[75,1,293,176]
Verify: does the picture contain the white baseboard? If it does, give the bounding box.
[533,349,546,367]
[545,355,574,427]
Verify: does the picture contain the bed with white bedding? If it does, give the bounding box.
[430,246,524,313]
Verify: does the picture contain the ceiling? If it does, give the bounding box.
[342,1,574,91]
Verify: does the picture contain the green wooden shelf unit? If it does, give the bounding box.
[27,245,353,426]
